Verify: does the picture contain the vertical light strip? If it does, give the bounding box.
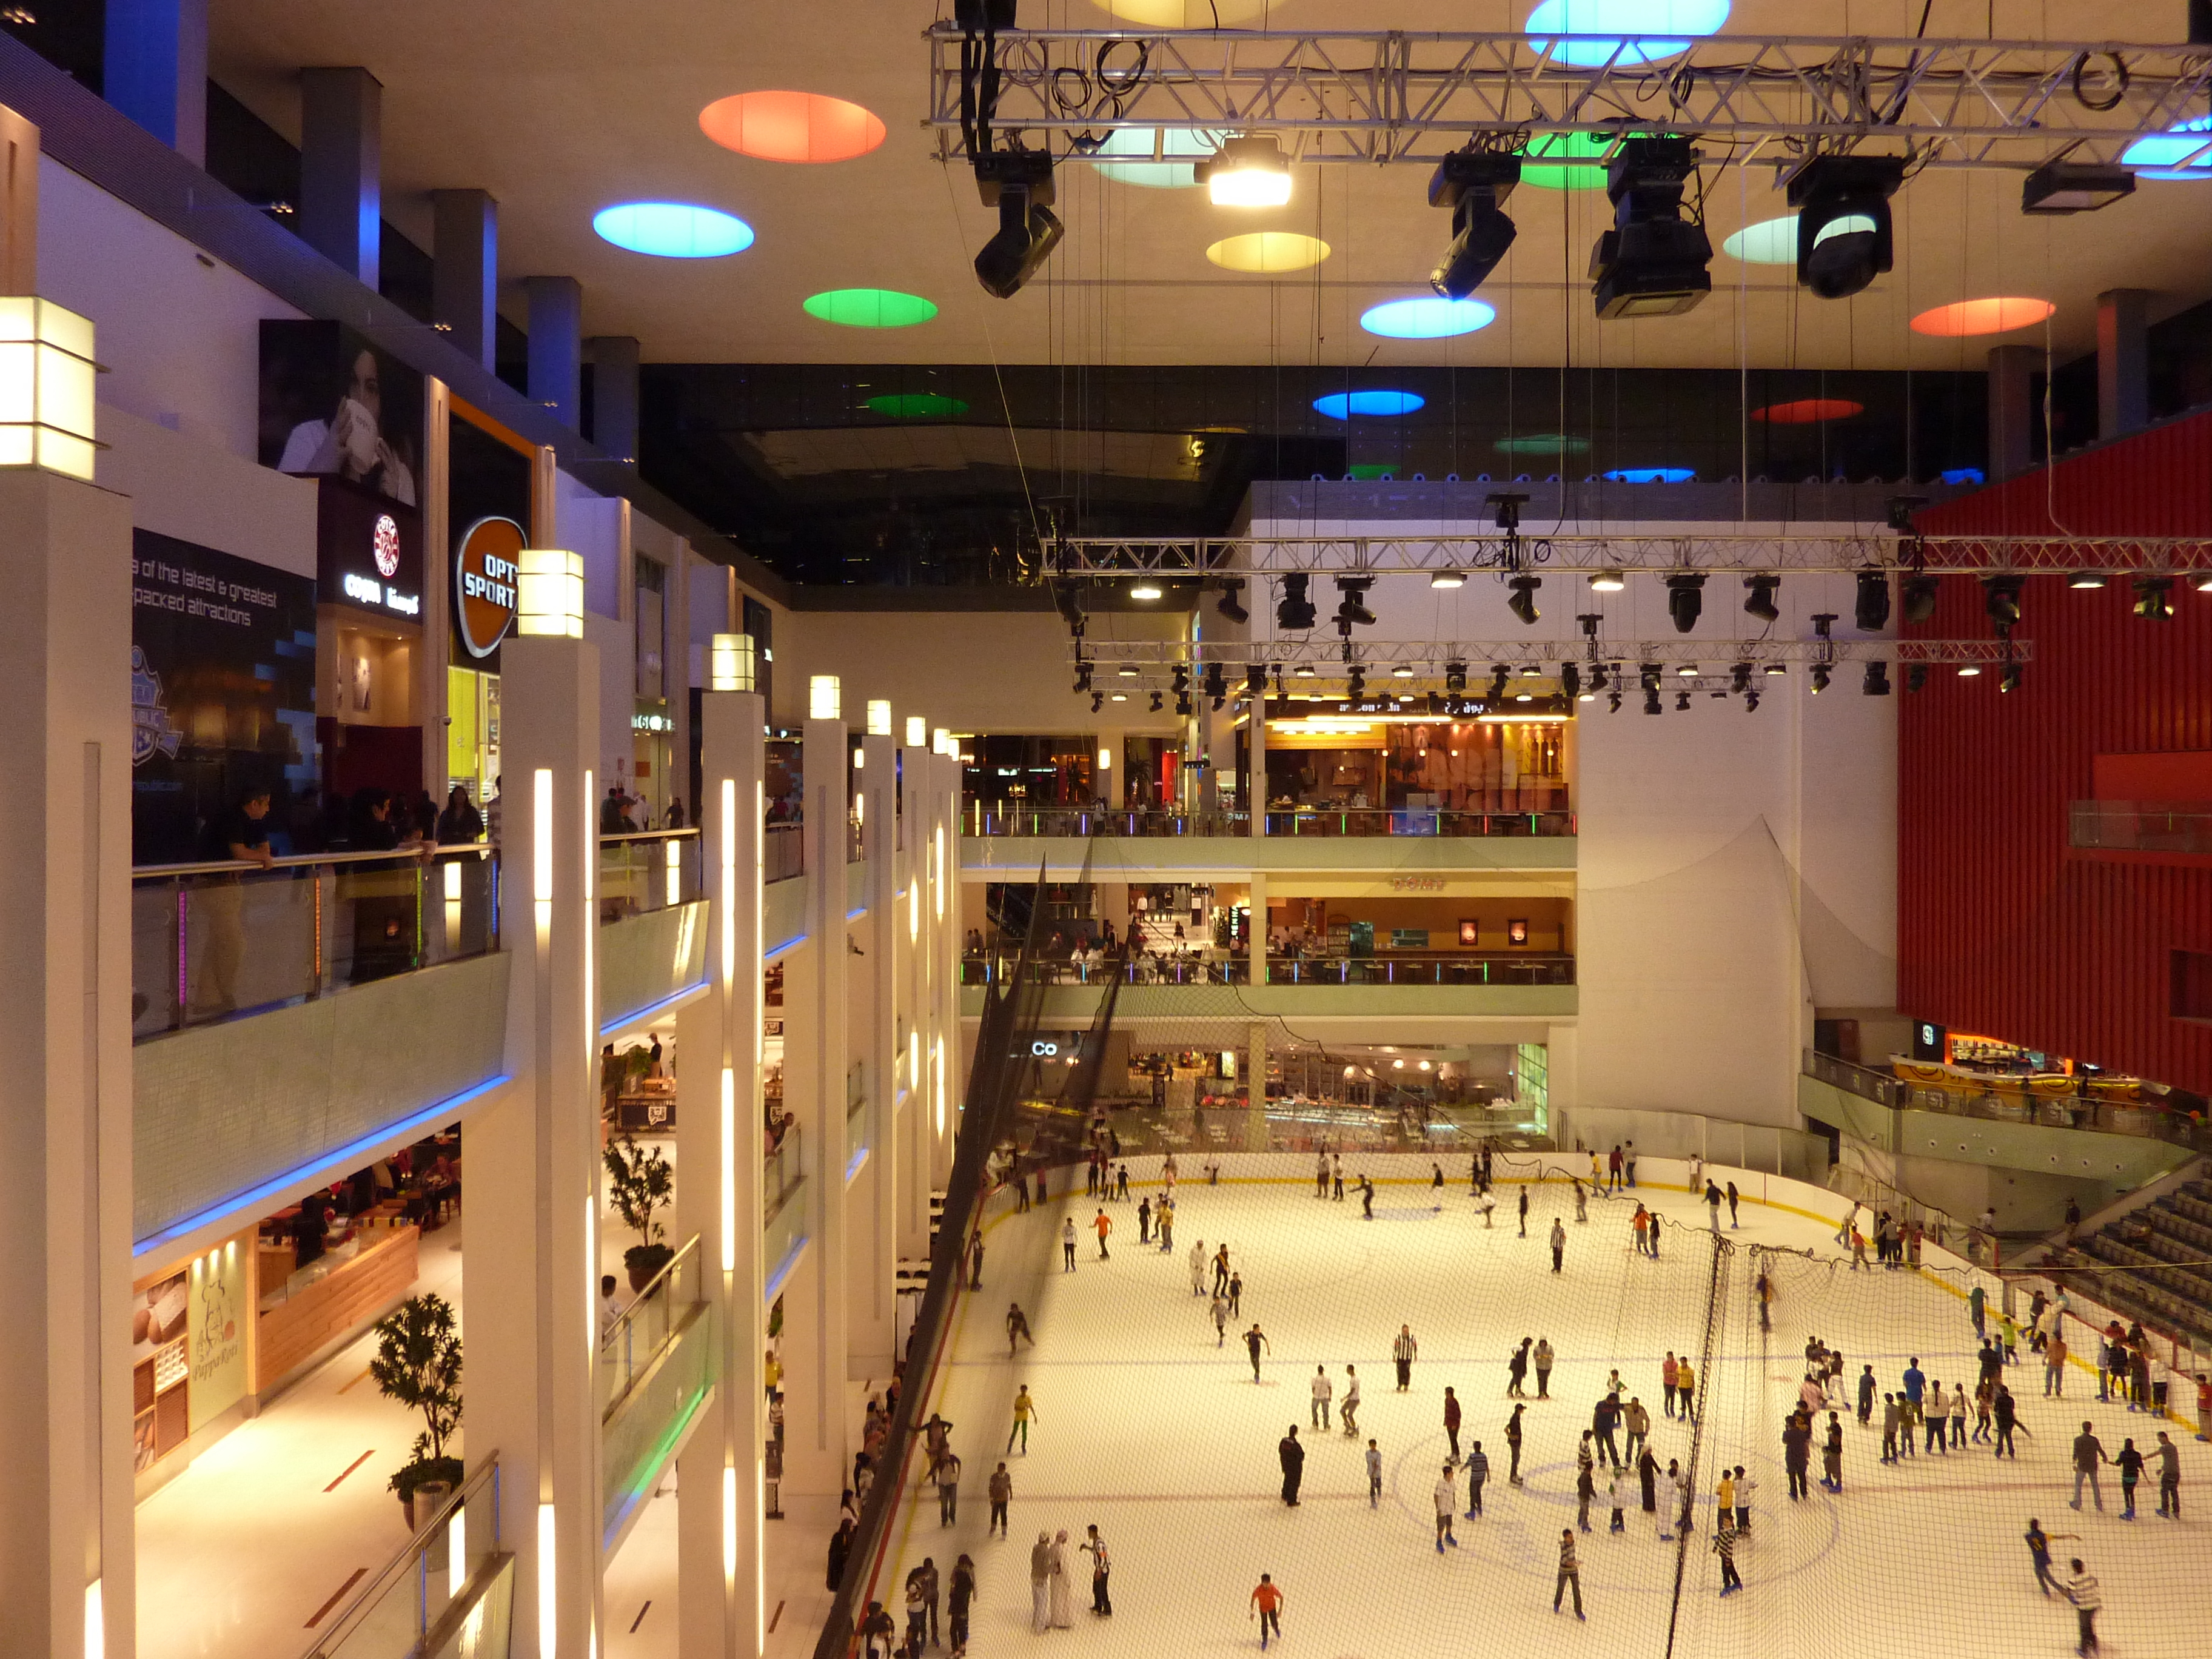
[908,1030,919,1101]
[933,1039,945,1137]
[932,825,945,919]
[586,1194,597,1361]
[755,1458,768,1655]
[532,768,554,932]
[720,1066,737,1272]
[723,1462,739,1580]
[907,871,918,942]
[538,1503,557,1659]
[84,1581,102,1659]
[720,779,737,985]
[449,1507,468,1598]
[665,837,681,907]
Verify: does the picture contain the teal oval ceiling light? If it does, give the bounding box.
[803,289,939,327]
[2122,115,2212,179]
[1520,131,1612,192]
[1604,466,1696,483]
[593,202,754,258]
[1495,433,1591,454]
[866,392,970,418]
[1721,214,1798,263]
[1526,0,1731,68]
[1090,127,1227,188]
[1314,390,1426,419]
[1360,297,1498,338]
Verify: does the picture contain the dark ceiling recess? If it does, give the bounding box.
[637,362,1985,588]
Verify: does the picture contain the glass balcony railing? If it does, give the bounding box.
[766,823,805,883]
[597,829,700,919]
[960,951,1575,988]
[1804,1050,2212,1155]
[301,1455,509,1659]
[2070,800,2212,855]
[130,846,496,1040]
[600,1234,703,1421]
[966,804,1574,838]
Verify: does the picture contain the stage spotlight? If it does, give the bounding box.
[1276,574,1318,631]
[1090,691,1104,712]
[1854,568,1892,631]
[1608,689,1624,713]
[1245,665,1269,695]
[1863,660,1891,695]
[1171,666,1190,694]
[1445,660,1469,692]
[1590,571,1626,592]
[1074,661,1093,693]
[1334,577,1378,629]
[1788,155,1906,300]
[1216,578,1250,623]
[2133,575,2174,620]
[1902,575,1939,623]
[1507,575,1542,626]
[2000,662,2022,693]
[1675,663,1699,678]
[2021,158,2134,215]
[1429,150,1522,300]
[1983,574,2025,630]
[1763,662,1788,677]
[1665,573,1706,632]
[1744,688,1761,712]
[1175,691,1193,716]
[1729,662,1752,694]
[1592,663,1612,691]
[1204,663,1228,703]
[1811,663,1831,694]
[1119,663,1141,679]
[1489,664,1510,700]
[1391,663,1415,679]
[1742,574,1780,623]
[1198,135,1292,209]
[1293,662,1316,679]
[1150,691,1164,712]
[1054,583,1087,631]
[1906,663,1928,691]
[1590,136,1712,320]
[2071,571,2109,589]
[1561,662,1581,698]
[1430,568,1467,589]
[972,155,1063,298]
[1644,688,1663,715]
[1347,666,1367,700]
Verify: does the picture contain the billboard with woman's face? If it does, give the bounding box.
[258,321,423,507]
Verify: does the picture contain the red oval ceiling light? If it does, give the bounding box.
[1752,398,1865,425]
[700,92,886,163]
[1910,297,2055,337]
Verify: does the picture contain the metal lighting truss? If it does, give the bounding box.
[1050,534,2212,577]
[927,25,2212,171]
[1075,635,2028,678]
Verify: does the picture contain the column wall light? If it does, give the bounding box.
[0,297,99,480]
[710,632,756,691]
[866,698,893,736]
[516,549,585,637]
[809,674,842,720]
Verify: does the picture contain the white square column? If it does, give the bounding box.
[848,728,899,1375]
[928,749,963,1185]
[475,630,603,1659]
[779,714,851,1489]
[675,689,766,1659]
[0,472,136,1659]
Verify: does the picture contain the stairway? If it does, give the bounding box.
[2046,1177,2212,1352]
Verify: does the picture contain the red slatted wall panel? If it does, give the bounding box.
[1900,408,2212,1091]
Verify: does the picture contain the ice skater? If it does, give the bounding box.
[2066,1558,2102,1655]
[1432,1163,1445,1211]
[1712,1521,1744,1596]
[1214,1243,1232,1295]
[1212,1290,1230,1346]
[2156,1430,2182,1517]
[1062,1216,1077,1272]
[1550,1216,1567,1273]
[1138,1195,1151,1244]
[1006,1302,1033,1357]
[1606,1461,1626,1532]
[1506,1403,1527,1485]
[1704,1179,1723,1230]
[1507,1338,1531,1397]
[1360,1174,1375,1219]
[2025,1518,2075,1596]
[1553,1530,1585,1619]
[1278,1426,1304,1506]
[1246,1324,1272,1382]
[1007,1386,1038,1454]
[1518,1187,1530,1238]
[1250,1574,1284,1649]
[1822,1411,1844,1492]
[1572,1178,1587,1222]
[1444,1387,1463,1458]
[1190,1238,1208,1295]
[1535,1338,1555,1399]
[2071,1421,2108,1512]
[1093,1208,1112,1258]
[1466,1442,1489,1516]
[1082,1526,1111,1616]
[1393,1324,1418,1390]
[1342,1365,1361,1436]
[1311,1365,1334,1430]
[1366,1438,1384,1506]
[1726,1179,1740,1228]
[1433,1464,1460,1550]
[1228,1272,1243,1317]
[987,1463,1011,1537]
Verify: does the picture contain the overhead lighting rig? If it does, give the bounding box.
[1742,574,1780,623]
[1429,147,1521,300]
[1276,573,1318,631]
[1787,154,1907,300]
[970,150,1062,298]
[1590,137,1711,320]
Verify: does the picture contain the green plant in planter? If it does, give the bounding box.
[606,1132,675,1289]
[370,1293,463,1514]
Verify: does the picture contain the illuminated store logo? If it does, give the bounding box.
[372,513,401,578]
[455,514,525,659]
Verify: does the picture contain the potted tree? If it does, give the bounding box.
[370,1292,464,1529]
[606,1133,676,1292]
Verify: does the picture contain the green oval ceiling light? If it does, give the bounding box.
[1520,132,1612,192]
[804,288,939,328]
[865,392,970,418]
[1494,433,1592,454]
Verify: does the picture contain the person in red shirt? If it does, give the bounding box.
[1250,1575,1285,1649]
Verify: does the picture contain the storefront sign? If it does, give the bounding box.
[632,709,674,733]
[455,514,525,659]
[187,1238,250,1433]
[1387,875,1447,893]
[317,475,423,620]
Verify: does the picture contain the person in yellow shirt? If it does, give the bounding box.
[1007,1386,1039,1454]
[1717,1467,1737,1530]
[764,1350,782,1401]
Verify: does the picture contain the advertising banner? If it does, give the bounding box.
[130,529,320,863]
[260,320,424,508]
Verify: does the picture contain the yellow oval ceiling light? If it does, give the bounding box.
[1206,232,1330,273]
[1093,0,1269,23]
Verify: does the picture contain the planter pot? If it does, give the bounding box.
[411,1479,453,1530]
[626,1251,674,1294]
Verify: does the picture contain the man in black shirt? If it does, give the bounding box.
[199,789,273,1013]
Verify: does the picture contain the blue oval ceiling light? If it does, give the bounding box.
[1604,466,1696,483]
[2122,115,2212,179]
[1359,297,1498,339]
[1526,0,1731,68]
[593,202,756,258]
[1314,390,1426,419]
[1940,467,1987,486]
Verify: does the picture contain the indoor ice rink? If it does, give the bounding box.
[870,1160,2204,1659]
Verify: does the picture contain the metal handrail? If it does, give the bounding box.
[132,845,467,880]
[301,1452,500,1659]
[600,1233,700,1360]
[598,828,702,845]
